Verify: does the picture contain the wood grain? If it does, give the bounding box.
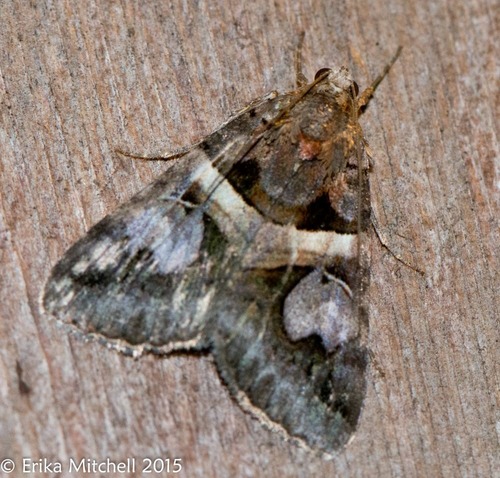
[0,0,497,476]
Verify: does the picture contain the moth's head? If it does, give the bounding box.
[314,67,359,99]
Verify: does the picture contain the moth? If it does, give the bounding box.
[43,43,401,455]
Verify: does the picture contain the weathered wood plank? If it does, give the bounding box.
[0,0,497,476]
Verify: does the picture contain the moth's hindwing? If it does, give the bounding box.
[44,68,371,454]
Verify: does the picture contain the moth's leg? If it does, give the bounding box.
[115,88,282,164]
[358,46,402,111]
[363,140,375,168]
[115,146,191,162]
[295,32,308,87]
[370,211,425,275]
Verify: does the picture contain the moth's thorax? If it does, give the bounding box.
[314,66,360,122]
[324,66,355,94]
[231,68,365,230]
[296,82,360,150]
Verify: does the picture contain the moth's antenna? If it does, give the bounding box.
[357,46,402,110]
[295,32,308,87]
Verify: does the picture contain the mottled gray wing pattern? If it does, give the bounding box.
[43,72,369,455]
[210,265,367,452]
[43,92,291,353]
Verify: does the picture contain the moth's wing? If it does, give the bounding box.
[44,76,368,453]
[43,92,293,354]
[209,266,368,454]
[44,161,207,352]
[204,80,370,452]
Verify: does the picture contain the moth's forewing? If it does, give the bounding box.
[43,93,292,353]
[43,68,370,454]
[208,68,370,452]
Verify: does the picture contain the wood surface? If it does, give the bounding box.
[0,0,498,477]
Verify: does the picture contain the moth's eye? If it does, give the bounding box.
[350,81,360,97]
[314,68,331,80]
